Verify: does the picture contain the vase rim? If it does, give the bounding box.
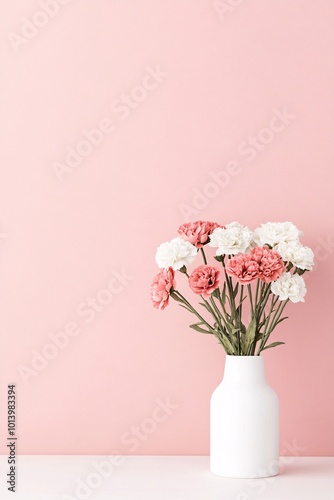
[226,355,263,358]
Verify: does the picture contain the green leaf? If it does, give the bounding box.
[199,301,212,313]
[170,292,183,303]
[295,268,306,275]
[178,304,193,313]
[224,321,236,335]
[262,341,285,351]
[212,288,221,299]
[189,323,212,334]
[236,296,247,311]
[221,282,226,305]
[233,282,239,299]
[220,335,234,355]
[242,316,258,355]
[275,316,289,325]
[258,320,266,330]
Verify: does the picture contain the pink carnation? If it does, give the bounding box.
[225,254,261,284]
[250,246,285,283]
[189,265,221,298]
[226,247,285,284]
[151,268,176,310]
[178,220,223,248]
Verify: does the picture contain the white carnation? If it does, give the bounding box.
[208,223,253,256]
[276,241,314,270]
[271,272,307,303]
[253,222,302,247]
[155,237,197,270]
[226,221,243,229]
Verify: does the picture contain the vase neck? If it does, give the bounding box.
[223,355,266,385]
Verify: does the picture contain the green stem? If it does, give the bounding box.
[200,248,207,265]
[247,284,254,315]
[267,299,288,336]
[208,295,236,344]
[256,283,272,322]
[256,295,277,355]
[173,291,214,332]
[257,299,289,354]
[222,260,242,353]
[255,279,260,305]
[252,283,270,355]
[209,296,222,321]
[182,290,235,352]
[209,296,226,333]
[239,285,244,320]
[237,285,244,355]
[222,266,237,318]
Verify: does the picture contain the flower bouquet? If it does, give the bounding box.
[151,221,314,355]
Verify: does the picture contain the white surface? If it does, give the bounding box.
[0,455,334,499]
[211,355,279,477]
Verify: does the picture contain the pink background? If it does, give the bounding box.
[0,0,334,456]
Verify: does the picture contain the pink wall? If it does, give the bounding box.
[0,0,333,456]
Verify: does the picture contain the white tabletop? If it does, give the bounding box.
[0,455,333,499]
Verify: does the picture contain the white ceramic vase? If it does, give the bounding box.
[210,355,279,478]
